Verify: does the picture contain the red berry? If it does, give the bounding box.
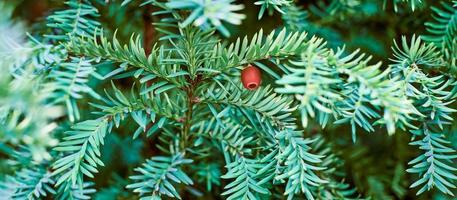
[241,64,261,90]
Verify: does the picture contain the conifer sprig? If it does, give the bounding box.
[126,153,193,199]
[2,0,457,199]
[65,32,184,86]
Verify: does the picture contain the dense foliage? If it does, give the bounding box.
[0,0,456,199]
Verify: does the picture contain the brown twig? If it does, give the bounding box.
[142,4,155,56]
[142,4,158,151]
